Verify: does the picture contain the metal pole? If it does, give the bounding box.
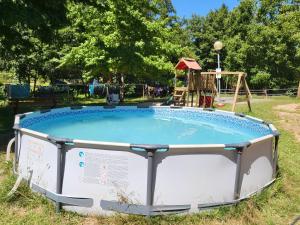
[234,149,243,200]
[273,135,280,178]
[56,143,63,213]
[146,150,155,206]
[218,53,221,95]
[218,78,221,95]
[217,52,221,97]
[14,130,18,164]
[14,130,19,174]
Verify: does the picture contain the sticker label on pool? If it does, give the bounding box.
[82,152,128,188]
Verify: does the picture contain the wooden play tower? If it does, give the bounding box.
[173,58,252,111]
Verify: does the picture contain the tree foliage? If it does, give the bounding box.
[187,0,300,88]
[0,0,299,88]
[58,0,191,84]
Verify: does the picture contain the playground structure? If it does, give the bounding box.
[201,71,252,112]
[174,58,252,111]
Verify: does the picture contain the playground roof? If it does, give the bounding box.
[175,58,201,71]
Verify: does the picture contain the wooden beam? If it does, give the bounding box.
[232,74,242,112]
[242,75,252,112]
[196,88,200,107]
[244,79,252,99]
[187,68,191,106]
[201,71,244,76]
[202,75,208,108]
[191,92,194,107]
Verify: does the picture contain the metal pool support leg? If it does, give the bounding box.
[146,149,156,207]
[13,129,19,174]
[14,130,18,163]
[234,148,243,200]
[226,142,250,200]
[272,133,280,178]
[56,143,63,213]
[130,144,168,208]
[48,137,72,213]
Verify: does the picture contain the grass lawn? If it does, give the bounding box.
[0,96,299,224]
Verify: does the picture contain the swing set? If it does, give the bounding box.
[174,58,252,112]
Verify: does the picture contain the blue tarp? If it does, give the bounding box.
[7,84,30,99]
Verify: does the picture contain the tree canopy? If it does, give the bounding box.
[0,0,299,88]
[187,0,300,88]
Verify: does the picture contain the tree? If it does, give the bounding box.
[186,0,300,88]
[59,0,191,84]
[0,0,70,83]
[186,5,230,70]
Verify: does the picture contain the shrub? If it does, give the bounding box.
[250,72,271,89]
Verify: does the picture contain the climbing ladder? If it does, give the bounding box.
[173,87,187,106]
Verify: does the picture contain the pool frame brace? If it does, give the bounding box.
[46,136,94,213]
[10,106,280,216]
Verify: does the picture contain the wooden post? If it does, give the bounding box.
[297,81,300,98]
[187,68,190,106]
[242,74,252,112]
[243,76,252,99]
[196,72,200,107]
[191,92,194,107]
[232,73,242,112]
[202,75,208,108]
[264,89,268,99]
[212,83,218,108]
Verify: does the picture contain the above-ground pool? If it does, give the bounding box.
[11,106,279,216]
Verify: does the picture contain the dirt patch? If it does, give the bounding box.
[83,217,104,225]
[9,206,28,217]
[274,103,300,113]
[274,103,300,142]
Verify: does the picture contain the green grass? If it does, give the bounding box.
[0,96,300,224]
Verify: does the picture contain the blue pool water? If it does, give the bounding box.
[23,108,272,145]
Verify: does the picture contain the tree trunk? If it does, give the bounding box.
[80,77,87,97]
[120,73,125,102]
[33,76,37,96]
[297,81,300,98]
[27,74,31,85]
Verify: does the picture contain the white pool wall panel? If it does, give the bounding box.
[153,147,236,212]
[62,147,148,215]
[239,136,274,198]
[18,133,58,193]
